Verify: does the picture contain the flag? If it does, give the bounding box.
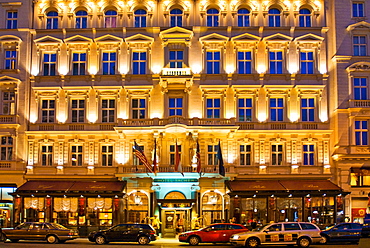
[152,139,158,176]
[133,141,153,173]
[196,139,201,175]
[217,140,225,176]
[175,140,184,176]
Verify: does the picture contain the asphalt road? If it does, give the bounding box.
[0,238,362,248]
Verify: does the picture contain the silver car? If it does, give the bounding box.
[230,222,322,248]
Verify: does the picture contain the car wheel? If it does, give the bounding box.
[320,235,328,244]
[10,239,19,243]
[46,235,59,244]
[95,235,106,245]
[188,235,200,245]
[246,237,260,248]
[138,235,150,245]
[297,237,311,248]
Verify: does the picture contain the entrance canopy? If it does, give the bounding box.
[226,180,344,197]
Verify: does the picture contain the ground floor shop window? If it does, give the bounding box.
[127,191,149,223]
[240,198,267,225]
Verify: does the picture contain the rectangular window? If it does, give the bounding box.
[133,52,146,74]
[353,2,365,17]
[206,98,221,118]
[132,98,146,119]
[238,51,252,74]
[72,53,86,75]
[355,120,368,145]
[206,51,220,74]
[240,144,251,166]
[169,98,183,116]
[41,145,53,166]
[303,144,315,165]
[353,36,367,56]
[102,145,113,166]
[71,99,85,123]
[133,145,144,166]
[301,98,315,122]
[170,144,181,165]
[0,137,13,161]
[271,144,283,165]
[6,11,17,29]
[300,52,314,74]
[207,145,218,166]
[41,99,55,123]
[2,92,15,115]
[269,51,283,74]
[5,50,17,70]
[169,50,183,68]
[43,53,56,76]
[238,98,252,122]
[102,52,116,75]
[102,99,115,123]
[270,98,284,121]
[354,77,367,100]
[71,145,83,166]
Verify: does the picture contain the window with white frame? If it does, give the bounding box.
[169,144,181,165]
[71,145,83,166]
[170,9,183,27]
[102,52,116,75]
[41,99,55,123]
[169,97,183,116]
[352,2,365,17]
[238,98,252,122]
[72,52,86,75]
[105,10,117,28]
[6,11,17,29]
[206,98,221,118]
[75,10,87,28]
[71,99,85,123]
[270,98,284,121]
[271,144,283,165]
[269,51,283,74]
[43,53,56,76]
[303,144,315,165]
[354,77,367,100]
[169,50,183,68]
[2,91,15,115]
[240,144,252,165]
[46,11,58,29]
[238,51,252,74]
[353,36,367,56]
[300,52,314,74]
[41,145,53,166]
[355,120,368,145]
[268,8,281,27]
[299,9,311,27]
[102,99,115,123]
[237,8,250,27]
[102,145,113,166]
[206,8,219,27]
[0,136,13,161]
[132,51,146,74]
[301,98,315,122]
[5,50,17,70]
[132,98,146,119]
[207,144,218,166]
[206,51,220,74]
[134,9,147,27]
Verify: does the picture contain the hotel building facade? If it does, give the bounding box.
[0,0,366,237]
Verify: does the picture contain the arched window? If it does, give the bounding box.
[105,10,117,28]
[237,8,250,27]
[75,10,87,28]
[170,8,183,27]
[206,8,219,27]
[46,11,58,29]
[268,8,281,27]
[134,9,147,27]
[299,8,311,27]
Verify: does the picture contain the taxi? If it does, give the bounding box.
[230,222,322,248]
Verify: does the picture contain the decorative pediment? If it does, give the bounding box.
[0,75,20,85]
[0,35,22,43]
[64,35,93,44]
[263,33,292,49]
[346,62,370,72]
[34,36,63,52]
[231,33,260,50]
[294,33,324,50]
[200,33,229,50]
[125,34,154,49]
[94,34,123,44]
[159,27,193,46]
[347,21,370,31]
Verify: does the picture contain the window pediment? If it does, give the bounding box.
[200,33,228,50]
[125,34,154,49]
[294,33,324,50]
[263,33,292,49]
[231,33,260,50]
[95,35,123,50]
[64,35,93,50]
[347,21,370,31]
[159,27,193,46]
[0,75,20,85]
[346,62,370,73]
[34,35,63,51]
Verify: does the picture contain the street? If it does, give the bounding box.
[0,238,361,248]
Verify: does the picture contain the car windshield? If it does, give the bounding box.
[50,223,69,230]
[255,224,269,231]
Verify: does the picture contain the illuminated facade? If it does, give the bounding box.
[0,0,353,235]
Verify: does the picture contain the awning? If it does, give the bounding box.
[17,181,75,192]
[227,180,286,192]
[279,180,341,191]
[69,181,125,192]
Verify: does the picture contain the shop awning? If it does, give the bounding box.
[17,181,75,192]
[279,180,341,191]
[69,181,125,192]
[227,180,286,192]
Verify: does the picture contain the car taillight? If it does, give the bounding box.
[150,231,155,235]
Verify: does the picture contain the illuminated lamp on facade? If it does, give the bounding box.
[151,65,162,75]
[191,64,202,74]
[134,194,142,205]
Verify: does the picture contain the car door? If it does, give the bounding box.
[220,224,245,242]
[263,223,283,244]
[332,223,352,241]
[108,224,127,242]
[29,223,47,240]
[201,224,225,242]
[8,223,32,240]
[349,223,362,242]
[283,223,300,244]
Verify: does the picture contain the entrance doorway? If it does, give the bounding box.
[162,209,190,238]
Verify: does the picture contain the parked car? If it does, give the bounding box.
[320,222,363,244]
[178,223,249,245]
[230,222,322,248]
[363,213,370,237]
[0,222,79,244]
[88,223,157,245]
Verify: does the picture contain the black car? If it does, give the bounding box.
[320,222,363,244]
[88,223,157,245]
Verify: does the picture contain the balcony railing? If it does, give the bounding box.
[350,100,370,108]
[0,115,18,124]
[161,68,192,76]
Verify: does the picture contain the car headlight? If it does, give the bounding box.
[232,235,239,239]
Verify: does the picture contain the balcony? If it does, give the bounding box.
[349,100,370,108]
[0,161,24,171]
[161,68,192,76]
[29,123,117,131]
[0,115,18,124]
